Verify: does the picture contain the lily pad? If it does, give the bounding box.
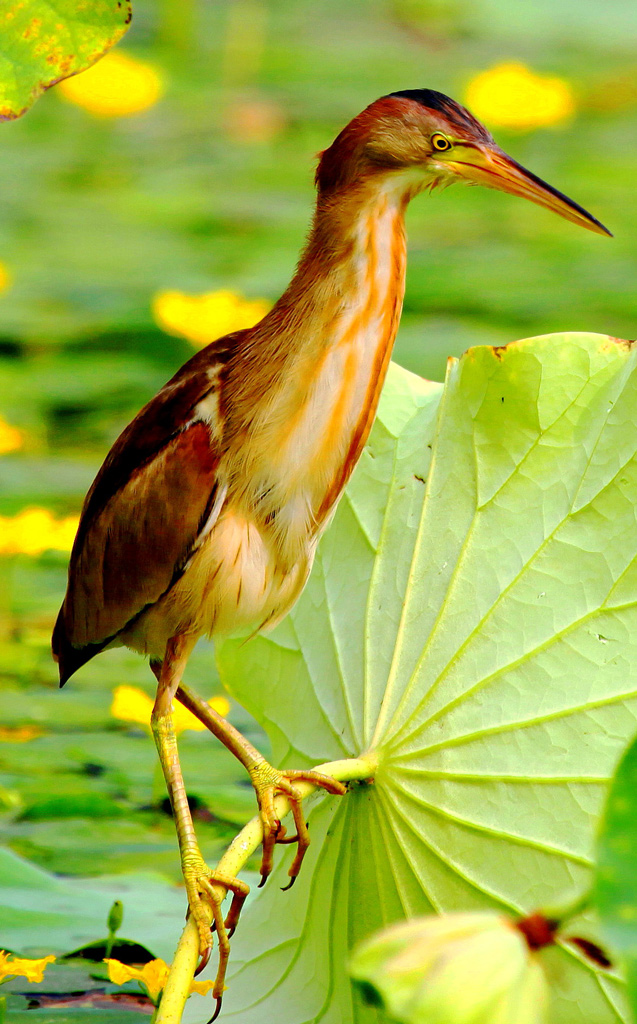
[0,845,185,961]
[216,340,637,1023]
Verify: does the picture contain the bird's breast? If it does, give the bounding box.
[123,195,408,653]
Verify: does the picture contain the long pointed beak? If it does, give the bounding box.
[448,145,612,236]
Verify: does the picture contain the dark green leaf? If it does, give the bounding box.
[20,794,125,820]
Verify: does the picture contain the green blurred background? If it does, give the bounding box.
[0,0,635,919]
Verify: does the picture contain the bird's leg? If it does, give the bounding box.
[176,682,346,887]
[151,637,249,992]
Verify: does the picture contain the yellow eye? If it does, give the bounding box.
[431,133,451,152]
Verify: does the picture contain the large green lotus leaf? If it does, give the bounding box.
[0,0,131,120]
[215,339,637,1024]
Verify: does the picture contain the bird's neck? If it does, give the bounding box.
[229,177,410,538]
[277,180,410,360]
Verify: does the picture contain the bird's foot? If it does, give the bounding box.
[249,762,347,887]
[183,854,249,1010]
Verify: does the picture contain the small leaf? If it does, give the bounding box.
[0,0,132,121]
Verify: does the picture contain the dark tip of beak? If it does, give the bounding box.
[511,157,613,237]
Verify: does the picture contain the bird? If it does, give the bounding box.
[52,88,609,1007]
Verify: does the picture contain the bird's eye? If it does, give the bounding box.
[431,133,452,152]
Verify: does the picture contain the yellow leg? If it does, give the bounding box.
[151,637,249,999]
[176,683,346,887]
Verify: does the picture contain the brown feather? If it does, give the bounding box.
[71,333,236,553]
[53,340,232,683]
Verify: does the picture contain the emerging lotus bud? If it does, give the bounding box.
[107,900,124,936]
[350,911,550,1024]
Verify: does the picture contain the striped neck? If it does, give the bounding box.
[226,174,413,554]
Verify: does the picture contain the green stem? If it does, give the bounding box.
[154,753,377,1024]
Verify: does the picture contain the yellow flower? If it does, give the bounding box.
[0,416,22,455]
[465,63,575,129]
[111,684,230,732]
[52,515,80,552]
[105,957,215,1003]
[110,685,154,728]
[152,289,271,347]
[0,263,11,293]
[105,958,168,1003]
[57,51,163,118]
[189,977,215,996]
[0,509,79,556]
[0,725,42,742]
[0,951,55,984]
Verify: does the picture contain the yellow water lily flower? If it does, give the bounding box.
[0,951,55,984]
[466,63,575,129]
[105,957,168,1002]
[152,289,271,347]
[57,51,163,118]
[0,725,42,742]
[0,416,22,455]
[105,957,214,1003]
[110,685,153,728]
[111,684,231,732]
[0,509,79,556]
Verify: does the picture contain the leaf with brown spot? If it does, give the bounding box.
[0,0,132,120]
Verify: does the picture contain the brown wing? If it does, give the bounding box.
[53,335,240,685]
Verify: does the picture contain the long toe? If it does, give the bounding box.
[187,864,250,1005]
[251,763,346,890]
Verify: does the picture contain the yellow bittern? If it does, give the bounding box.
[53,89,609,1008]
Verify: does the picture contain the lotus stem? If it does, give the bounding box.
[155,754,377,1024]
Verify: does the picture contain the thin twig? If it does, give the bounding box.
[155,754,377,1024]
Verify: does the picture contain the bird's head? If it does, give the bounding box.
[316,88,610,236]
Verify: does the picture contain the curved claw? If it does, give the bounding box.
[184,866,250,1008]
[275,825,301,845]
[281,875,297,892]
[195,943,212,976]
[207,996,223,1023]
[252,766,346,890]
